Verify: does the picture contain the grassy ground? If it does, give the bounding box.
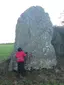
[0,43,64,85]
[0,69,64,85]
[0,43,14,61]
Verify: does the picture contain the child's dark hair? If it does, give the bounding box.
[18,47,22,51]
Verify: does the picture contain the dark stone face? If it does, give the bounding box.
[51,27,64,57]
[51,26,64,68]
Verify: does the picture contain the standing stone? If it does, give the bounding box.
[51,26,64,70]
[10,6,56,71]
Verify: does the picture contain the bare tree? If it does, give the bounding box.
[58,10,64,26]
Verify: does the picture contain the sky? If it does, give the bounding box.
[0,0,64,43]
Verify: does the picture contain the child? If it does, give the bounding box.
[16,47,26,77]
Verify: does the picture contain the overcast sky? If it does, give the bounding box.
[0,0,64,43]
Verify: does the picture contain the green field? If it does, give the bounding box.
[0,43,14,61]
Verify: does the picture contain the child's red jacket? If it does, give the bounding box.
[16,51,26,62]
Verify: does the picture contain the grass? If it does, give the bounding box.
[0,71,64,85]
[0,43,14,61]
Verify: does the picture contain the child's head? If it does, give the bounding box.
[18,47,22,51]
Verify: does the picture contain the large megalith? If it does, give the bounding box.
[9,6,56,71]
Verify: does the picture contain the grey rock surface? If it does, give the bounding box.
[10,6,56,70]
